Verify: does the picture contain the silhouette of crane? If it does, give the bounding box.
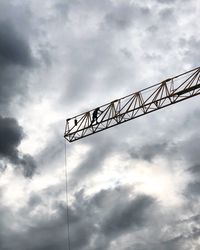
[64,66,200,142]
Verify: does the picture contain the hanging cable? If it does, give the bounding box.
[64,140,71,250]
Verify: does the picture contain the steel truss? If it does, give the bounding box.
[64,67,200,142]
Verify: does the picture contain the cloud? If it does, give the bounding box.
[0,116,36,177]
[159,7,176,23]
[0,184,156,250]
[0,1,35,114]
[185,164,200,198]
[0,161,7,173]
[181,134,200,166]
[186,181,200,197]
[180,36,200,68]
[0,0,199,249]
[19,154,37,178]
[36,126,65,169]
[69,134,118,187]
[56,1,144,109]
[0,1,37,178]
[0,21,33,67]
[128,141,176,162]
[101,194,154,237]
[104,2,150,30]
[188,164,200,175]
[156,0,177,4]
[0,116,24,160]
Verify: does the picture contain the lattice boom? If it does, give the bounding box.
[64,67,200,142]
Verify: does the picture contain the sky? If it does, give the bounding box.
[0,0,200,249]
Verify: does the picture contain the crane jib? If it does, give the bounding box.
[64,67,200,142]
[175,83,200,96]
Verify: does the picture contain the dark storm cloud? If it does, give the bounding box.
[0,116,36,177]
[101,194,154,237]
[0,1,35,114]
[0,185,156,250]
[0,21,33,67]
[0,116,24,161]
[19,154,37,178]
[72,187,155,249]
[0,1,37,177]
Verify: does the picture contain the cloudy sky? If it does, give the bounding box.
[0,0,200,249]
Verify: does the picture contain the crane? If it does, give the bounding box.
[64,66,200,142]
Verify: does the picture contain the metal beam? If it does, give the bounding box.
[64,67,200,142]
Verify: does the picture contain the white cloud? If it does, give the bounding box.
[0,0,200,249]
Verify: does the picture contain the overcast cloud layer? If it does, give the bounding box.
[0,0,200,249]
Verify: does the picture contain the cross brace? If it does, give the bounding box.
[64,67,200,142]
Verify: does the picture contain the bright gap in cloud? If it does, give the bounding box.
[126,159,190,207]
[19,99,63,155]
[83,154,190,207]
